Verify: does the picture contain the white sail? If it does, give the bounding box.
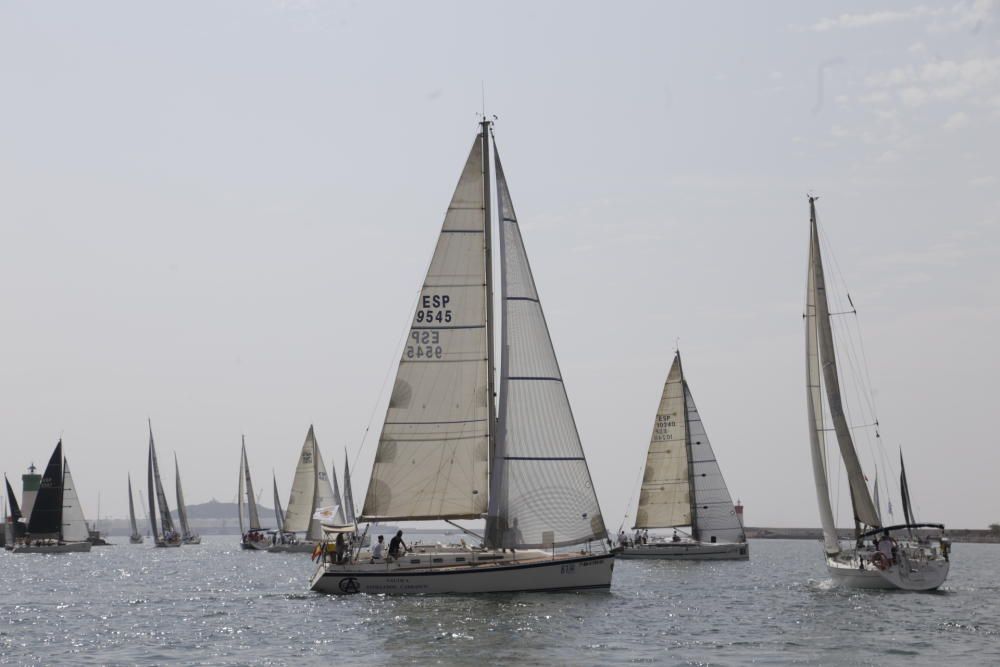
[237,446,246,535]
[808,200,880,528]
[685,383,744,543]
[805,215,841,554]
[128,474,141,540]
[174,454,194,539]
[632,355,691,530]
[487,149,606,549]
[330,458,344,520]
[272,474,285,534]
[308,439,341,539]
[149,427,175,535]
[284,426,319,533]
[343,451,356,524]
[241,440,262,531]
[61,458,90,542]
[361,136,490,522]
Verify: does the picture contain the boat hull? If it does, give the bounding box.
[154,539,182,548]
[183,536,201,545]
[129,536,144,544]
[618,541,749,560]
[310,551,614,595]
[10,541,92,554]
[827,555,950,591]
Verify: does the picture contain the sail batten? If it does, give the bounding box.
[360,134,490,522]
[485,146,606,550]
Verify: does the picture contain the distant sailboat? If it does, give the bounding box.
[147,423,181,547]
[272,473,286,535]
[4,475,27,548]
[127,474,144,544]
[174,454,201,545]
[268,426,339,553]
[11,440,92,553]
[309,122,613,594]
[804,196,949,590]
[238,437,269,550]
[620,351,748,560]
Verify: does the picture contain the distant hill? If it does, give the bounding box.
[172,498,275,520]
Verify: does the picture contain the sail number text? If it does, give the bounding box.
[654,414,677,440]
[406,330,443,360]
[415,294,453,324]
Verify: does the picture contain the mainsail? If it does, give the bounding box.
[343,451,356,524]
[6,476,22,523]
[237,446,246,535]
[807,198,880,529]
[487,147,606,549]
[61,458,90,542]
[284,426,319,534]
[272,473,285,534]
[127,474,141,541]
[361,135,490,522]
[174,454,193,539]
[900,450,916,525]
[148,425,176,537]
[240,438,262,532]
[27,441,63,538]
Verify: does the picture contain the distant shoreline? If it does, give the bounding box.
[745,527,1000,544]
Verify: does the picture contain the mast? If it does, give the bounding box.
[482,118,497,482]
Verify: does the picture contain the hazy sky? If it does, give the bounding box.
[1,1,997,530]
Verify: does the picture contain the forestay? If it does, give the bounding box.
[685,384,744,543]
[61,458,90,542]
[362,136,490,522]
[486,149,606,550]
[633,356,691,530]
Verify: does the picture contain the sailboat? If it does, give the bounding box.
[804,196,949,590]
[147,423,182,547]
[620,352,748,560]
[127,474,144,544]
[174,454,201,545]
[238,437,269,550]
[4,475,26,549]
[10,440,92,553]
[309,121,613,594]
[268,426,341,553]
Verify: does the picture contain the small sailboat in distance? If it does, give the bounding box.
[804,196,949,590]
[620,351,748,560]
[238,437,269,550]
[127,474,144,544]
[147,423,181,547]
[309,120,613,594]
[269,426,339,553]
[174,454,201,545]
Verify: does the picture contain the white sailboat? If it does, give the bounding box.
[147,423,182,547]
[620,352,748,560]
[174,454,201,545]
[127,474,144,544]
[310,121,613,595]
[804,196,949,590]
[269,426,340,553]
[10,440,92,553]
[238,437,269,550]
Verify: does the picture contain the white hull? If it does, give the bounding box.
[310,551,614,595]
[10,541,92,554]
[619,541,749,560]
[827,553,950,591]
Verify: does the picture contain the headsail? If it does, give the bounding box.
[632,355,691,530]
[486,146,606,550]
[127,474,141,541]
[685,380,744,543]
[900,450,916,525]
[361,134,490,522]
[237,444,246,535]
[149,425,176,536]
[61,458,90,542]
[272,473,285,534]
[283,426,318,533]
[148,435,160,541]
[343,451,356,525]
[27,440,63,538]
[174,454,193,539]
[6,476,22,522]
[241,438,262,531]
[808,198,880,529]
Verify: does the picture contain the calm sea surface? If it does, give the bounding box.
[1,537,997,665]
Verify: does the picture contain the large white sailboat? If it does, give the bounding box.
[147,423,182,547]
[174,454,201,545]
[620,352,748,560]
[804,196,949,590]
[10,440,92,553]
[268,426,340,553]
[309,121,613,595]
[127,474,144,544]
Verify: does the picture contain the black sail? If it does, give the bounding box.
[26,441,64,537]
[5,476,21,521]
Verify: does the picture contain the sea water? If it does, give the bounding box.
[1,537,997,665]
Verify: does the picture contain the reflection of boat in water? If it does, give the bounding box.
[803,196,949,590]
[619,351,748,561]
[310,121,613,595]
[147,423,182,548]
[268,426,340,554]
[174,454,201,545]
[238,437,270,550]
[10,440,92,554]
[127,474,144,544]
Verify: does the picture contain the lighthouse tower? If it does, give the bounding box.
[21,463,41,523]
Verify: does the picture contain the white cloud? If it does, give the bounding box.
[943,111,970,130]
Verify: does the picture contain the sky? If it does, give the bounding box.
[1,1,997,530]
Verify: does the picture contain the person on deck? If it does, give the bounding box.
[371,535,385,562]
[672,530,681,543]
[642,529,649,544]
[388,530,408,561]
